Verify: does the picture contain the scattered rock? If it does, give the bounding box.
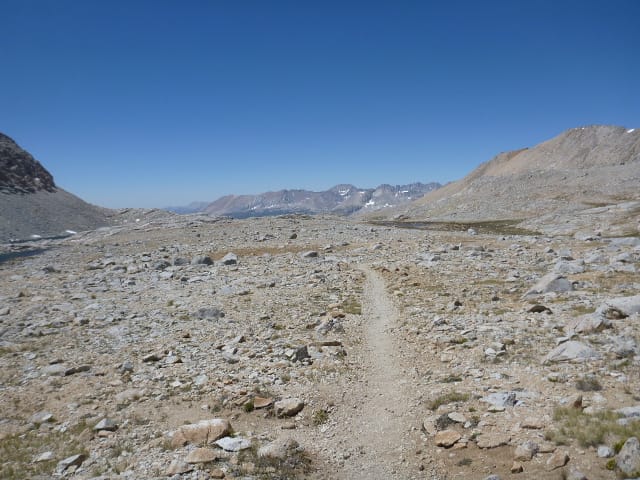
[434,429,461,448]
[477,433,510,449]
[544,341,600,363]
[525,273,573,297]
[215,436,251,452]
[258,437,299,460]
[546,450,569,470]
[185,447,219,463]
[616,436,640,477]
[274,398,305,417]
[171,418,231,448]
[220,252,238,265]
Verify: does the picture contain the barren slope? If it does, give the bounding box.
[382,126,640,236]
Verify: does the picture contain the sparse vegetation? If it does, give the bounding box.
[428,391,470,410]
[341,297,362,315]
[575,374,603,392]
[312,408,329,426]
[546,406,640,448]
[0,423,89,480]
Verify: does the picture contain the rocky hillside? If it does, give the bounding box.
[0,133,111,242]
[171,182,440,218]
[385,126,640,236]
[0,133,56,194]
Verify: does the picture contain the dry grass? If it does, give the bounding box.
[546,406,640,448]
[428,391,470,410]
[0,422,89,479]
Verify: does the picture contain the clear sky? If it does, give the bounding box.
[2,1,638,208]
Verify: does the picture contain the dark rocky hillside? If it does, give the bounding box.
[0,133,111,241]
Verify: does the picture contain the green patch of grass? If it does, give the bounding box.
[546,406,640,448]
[427,391,470,410]
[243,399,255,413]
[312,409,329,426]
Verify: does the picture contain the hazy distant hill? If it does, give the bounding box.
[167,182,441,218]
[379,125,640,235]
[0,133,111,241]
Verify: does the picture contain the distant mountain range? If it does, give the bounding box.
[166,182,441,218]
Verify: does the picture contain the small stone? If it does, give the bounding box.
[191,255,213,265]
[195,307,225,320]
[215,436,251,451]
[477,433,510,449]
[514,440,538,461]
[220,252,238,265]
[482,392,517,408]
[258,438,299,460]
[565,468,588,480]
[597,445,614,458]
[94,418,118,431]
[510,461,524,473]
[301,250,319,258]
[210,468,225,479]
[528,304,552,314]
[142,352,163,362]
[292,345,310,362]
[253,396,273,409]
[34,451,55,462]
[42,364,66,376]
[525,273,573,296]
[115,388,144,405]
[521,417,544,429]
[56,454,86,473]
[171,418,231,448]
[448,412,467,424]
[434,429,461,448]
[165,460,193,475]
[546,450,569,470]
[274,398,305,417]
[185,447,219,463]
[30,412,54,425]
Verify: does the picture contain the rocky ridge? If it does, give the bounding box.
[1,213,639,479]
[0,133,113,242]
[381,125,640,236]
[168,182,441,218]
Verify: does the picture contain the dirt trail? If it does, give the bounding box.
[331,266,442,479]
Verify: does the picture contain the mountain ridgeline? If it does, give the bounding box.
[167,182,441,218]
[382,125,640,236]
[0,133,111,241]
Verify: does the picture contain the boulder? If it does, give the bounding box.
[274,398,305,417]
[524,273,573,297]
[171,418,231,448]
[617,437,640,477]
[434,429,461,448]
[544,341,600,363]
[258,438,299,460]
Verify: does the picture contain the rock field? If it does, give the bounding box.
[1,213,639,479]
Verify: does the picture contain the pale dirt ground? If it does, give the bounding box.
[1,214,639,479]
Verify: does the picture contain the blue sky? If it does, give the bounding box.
[2,1,638,208]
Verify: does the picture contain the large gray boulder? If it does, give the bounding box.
[544,341,600,363]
